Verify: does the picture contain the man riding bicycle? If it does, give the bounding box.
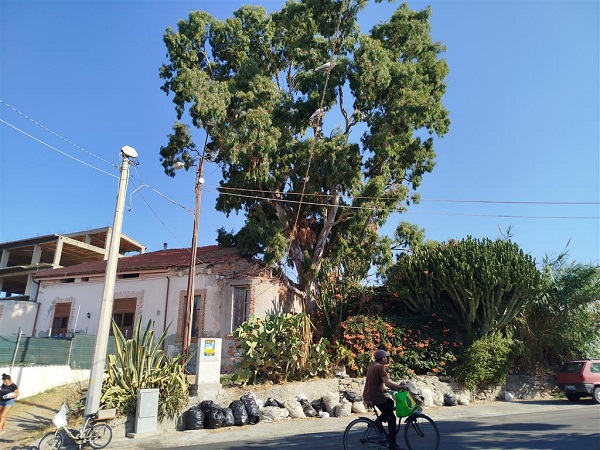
[362,349,405,450]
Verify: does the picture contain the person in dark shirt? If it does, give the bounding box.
[0,373,19,435]
[362,349,405,450]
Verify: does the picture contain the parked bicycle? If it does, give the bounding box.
[38,403,114,450]
[343,389,440,450]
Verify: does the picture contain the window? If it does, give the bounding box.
[51,303,71,337]
[190,294,202,339]
[111,298,136,338]
[232,287,250,331]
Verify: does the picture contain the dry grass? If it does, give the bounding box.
[3,381,84,448]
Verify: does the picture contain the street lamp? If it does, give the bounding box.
[85,145,137,416]
[175,134,209,361]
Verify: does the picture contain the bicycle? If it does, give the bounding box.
[343,391,440,450]
[38,403,114,450]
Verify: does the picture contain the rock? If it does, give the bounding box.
[351,401,367,414]
[420,387,434,407]
[333,399,352,417]
[457,391,471,405]
[260,405,290,423]
[322,392,341,414]
[284,399,306,419]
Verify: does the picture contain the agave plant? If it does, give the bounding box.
[101,318,188,420]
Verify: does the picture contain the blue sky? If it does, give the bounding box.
[1,0,598,268]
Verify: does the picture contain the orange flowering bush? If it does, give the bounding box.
[336,314,462,378]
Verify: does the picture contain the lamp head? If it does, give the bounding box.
[121,145,138,158]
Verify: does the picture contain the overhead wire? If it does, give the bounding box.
[0,117,118,178]
[0,99,117,169]
[1,109,597,224]
[2,97,597,264]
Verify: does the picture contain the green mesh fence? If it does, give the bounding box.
[0,335,117,369]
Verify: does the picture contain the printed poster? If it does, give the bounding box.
[203,339,216,358]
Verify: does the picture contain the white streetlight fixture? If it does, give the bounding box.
[84,145,137,416]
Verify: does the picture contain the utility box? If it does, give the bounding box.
[195,337,222,385]
[134,388,159,435]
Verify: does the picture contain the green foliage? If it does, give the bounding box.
[455,333,515,389]
[511,256,600,372]
[159,0,450,309]
[386,237,543,343]
[101,318,188,420]
[232,313,330,383]
[336,314,462,379]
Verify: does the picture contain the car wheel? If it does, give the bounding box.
[593,387,600,405]
[565,392,581,402]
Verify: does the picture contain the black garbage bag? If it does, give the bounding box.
[240,394,261,424]
[221,407,235,427]
[344,391,363,403]
[264,397,285,408]
[186,407,204,430]
[310,398,323,413]
[229,400,249,426]
[200,400,218,414]
[299,399,317,417]
[204,406,225,429]
[444,393,458,406]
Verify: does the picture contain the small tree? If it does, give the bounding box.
[385,237,543,343]
[511,255,600,371]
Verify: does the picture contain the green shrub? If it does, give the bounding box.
[455,333,515,389]
[232,313,330,384]
[336,314,462,379]
[101,318,188,420]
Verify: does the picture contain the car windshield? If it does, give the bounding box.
[561,362,584,373]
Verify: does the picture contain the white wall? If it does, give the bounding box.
[0,300,38,337]
[34,274,178,337]
[0,365,89,399]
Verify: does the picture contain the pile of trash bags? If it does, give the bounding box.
[186,393,262,430]
[185,389,370,430]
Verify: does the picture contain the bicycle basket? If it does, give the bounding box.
[395,391,418,418]
[52,404,68,428]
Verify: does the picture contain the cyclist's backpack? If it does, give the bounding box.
[395,390,418,417]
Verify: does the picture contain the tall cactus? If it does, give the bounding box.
[386,237,543,343]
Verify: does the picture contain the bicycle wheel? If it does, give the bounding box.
[343,417,387,450]
[87,423,113,449]
[403,413,440,450]
[38,431,64,450]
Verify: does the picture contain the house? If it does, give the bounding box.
[0,227,145,337]
[31,245,301,369]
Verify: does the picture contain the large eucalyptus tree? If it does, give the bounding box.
[159,0,450,312]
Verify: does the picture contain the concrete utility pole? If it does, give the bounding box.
[84,145,137,416]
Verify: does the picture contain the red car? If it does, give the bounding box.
[554,359,600,404]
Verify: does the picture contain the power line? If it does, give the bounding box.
[0,99,116,168]
[207,187,599,220]
[216,186,599,206]
[0,118,118,178]
[2,103,597,228]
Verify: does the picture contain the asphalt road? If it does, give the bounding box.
[100,400,600,450]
